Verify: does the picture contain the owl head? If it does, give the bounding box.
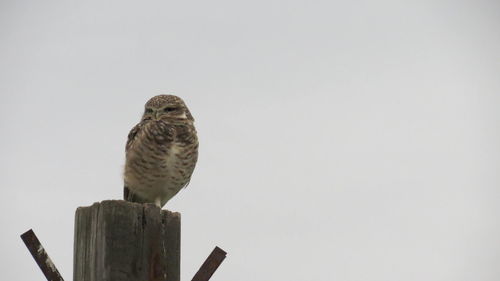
[142,95,194,122]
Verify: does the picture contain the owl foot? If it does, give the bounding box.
[154,198,161,208]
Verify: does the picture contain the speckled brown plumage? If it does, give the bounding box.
[124,95,198,207]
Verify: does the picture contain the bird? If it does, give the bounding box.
[123,95,198,208]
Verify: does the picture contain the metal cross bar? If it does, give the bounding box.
[20,229,65,281]
[191,246,227,281]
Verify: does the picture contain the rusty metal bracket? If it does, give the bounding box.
[191,246,227,281]
[20,229,65,281]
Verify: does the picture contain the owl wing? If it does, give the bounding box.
[125,122,142,152]
[124,122,146,202]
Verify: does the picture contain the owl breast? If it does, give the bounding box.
[124,120,198,206]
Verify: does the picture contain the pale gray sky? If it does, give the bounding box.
[1,0,499,280]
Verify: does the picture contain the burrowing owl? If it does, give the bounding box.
[124,95,198,207]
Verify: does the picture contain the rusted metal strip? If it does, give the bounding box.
[20,229,65,281]
[191,246,227,281]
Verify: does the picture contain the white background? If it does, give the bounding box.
[1,0,499,280]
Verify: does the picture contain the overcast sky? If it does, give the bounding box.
[1,0,499,280]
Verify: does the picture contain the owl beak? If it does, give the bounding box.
[154,111,161,120]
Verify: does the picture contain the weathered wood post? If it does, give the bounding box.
[73,200,180,281]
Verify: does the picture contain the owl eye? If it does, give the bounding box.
[164,107,177,112]
[145,108,153,114]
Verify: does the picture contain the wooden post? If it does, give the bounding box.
[73,200,180,281]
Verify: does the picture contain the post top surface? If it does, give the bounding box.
[75,200,181,217]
